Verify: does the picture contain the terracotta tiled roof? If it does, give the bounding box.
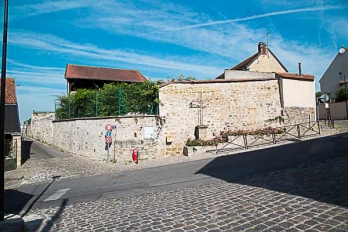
[275,72,315,81]
[231,53,259,71]
[0,78,17,104]
[65,64,147,82]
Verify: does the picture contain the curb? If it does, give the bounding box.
[0,214,24,232]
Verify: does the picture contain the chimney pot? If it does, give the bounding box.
[258,42,267,55]
[298,63,302,76]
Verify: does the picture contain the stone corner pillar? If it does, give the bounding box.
[12,133,22,168]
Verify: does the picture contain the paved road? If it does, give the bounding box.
[28,139,69,159]
[6,133,348,231]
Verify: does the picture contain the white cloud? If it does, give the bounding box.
[164,4,348,31]
[10,0,94,20]
[9,31,222,77]
[17,85,66,121]
[9,0,345,94]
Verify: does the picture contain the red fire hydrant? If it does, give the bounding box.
[132,148,139,164]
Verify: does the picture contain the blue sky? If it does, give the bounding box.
[1,0,348,121]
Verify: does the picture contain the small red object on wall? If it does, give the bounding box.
[132,148,139,164]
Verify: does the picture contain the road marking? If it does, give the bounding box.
[44,188,71,202]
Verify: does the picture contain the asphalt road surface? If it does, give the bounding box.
[28,139,69,159]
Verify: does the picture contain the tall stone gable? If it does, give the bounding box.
[158,79,282,156]
[247,43,287,73]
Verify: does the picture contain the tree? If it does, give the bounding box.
[315,91,322,98]
[335,88,348,102]
[55,81,161,119]
[167,74,196,82]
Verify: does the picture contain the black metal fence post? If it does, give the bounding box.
[0,0,8,221]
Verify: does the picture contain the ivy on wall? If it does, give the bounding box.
[55,81,161,119]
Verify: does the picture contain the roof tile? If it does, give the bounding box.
[65,64,147,82]
[276,72,314,81]
[0,78,17,104]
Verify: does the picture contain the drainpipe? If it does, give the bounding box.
[278,75,285,115]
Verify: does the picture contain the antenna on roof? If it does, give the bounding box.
[266,32,269,58]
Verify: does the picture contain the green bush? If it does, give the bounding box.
[55,81,160,119]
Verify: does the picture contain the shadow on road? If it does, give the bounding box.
[4,189,34,215]
[21,139,33,164]
[25,199,68,232]
[196,133,348,208]
[5,176,61,216]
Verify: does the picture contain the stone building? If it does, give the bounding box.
[1,78,22,168]
[28,42,316,159]
[158,42,316,156]
[319,47,348,99]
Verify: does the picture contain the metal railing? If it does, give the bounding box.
[324,114,335,129]
[210,121,321,154]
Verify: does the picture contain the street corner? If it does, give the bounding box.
[0,214,24,232]
[23,214,47,232]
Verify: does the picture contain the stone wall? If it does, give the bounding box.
[248,52,286,73]
[283,107,316,124]
[28,112,55,145]
[29,115,162,161]
[28,79,316,159]
[158,80,283,156]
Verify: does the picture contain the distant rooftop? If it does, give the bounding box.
[0,78,17,104]
[65,64,147,83]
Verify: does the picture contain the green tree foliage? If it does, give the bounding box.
[335,88,348,102]
[315,91,322,98]
[56,81,160,119]
[165,74,196,82]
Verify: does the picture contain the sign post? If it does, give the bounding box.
[104,124,116,163]
[105,124,113,163]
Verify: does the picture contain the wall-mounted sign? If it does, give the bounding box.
[105,136,112,143]
[144,126,154,139]
[105,131,112,137]
[105,124,112,131]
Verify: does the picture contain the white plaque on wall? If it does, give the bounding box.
[144,126,154,139]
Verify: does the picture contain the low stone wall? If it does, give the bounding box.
[28,112,55,145]
[29,115,162,161]
[284,107,316,124]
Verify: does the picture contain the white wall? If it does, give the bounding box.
[283,79,316,108]
[224,70,275,80]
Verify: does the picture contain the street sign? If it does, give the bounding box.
[320,94,329,102]
[105,136,112,143]
[105,124,112,131]
[105,131,112,137]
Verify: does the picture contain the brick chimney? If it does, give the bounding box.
[258,42,267,55]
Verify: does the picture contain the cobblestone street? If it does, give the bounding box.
[25,154,348,231]
[5,121,348,231]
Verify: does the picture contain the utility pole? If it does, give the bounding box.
[0,0,9,221]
